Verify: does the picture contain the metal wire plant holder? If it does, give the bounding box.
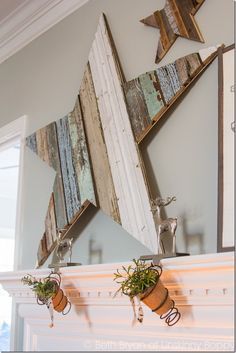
[22,271,71,327]
[114,259,181,326]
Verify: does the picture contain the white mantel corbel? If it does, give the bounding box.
[0,252,234,351]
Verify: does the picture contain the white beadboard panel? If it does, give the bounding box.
[88,15,158,252]
[0,252,233,351]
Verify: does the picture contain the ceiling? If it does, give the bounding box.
[0,0,90,65]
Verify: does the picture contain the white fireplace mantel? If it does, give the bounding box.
[0,252,234,351]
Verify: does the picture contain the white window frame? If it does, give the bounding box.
[0,115,27,270]
[0,116,27,351]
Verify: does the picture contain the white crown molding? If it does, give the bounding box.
[0,0,90,65]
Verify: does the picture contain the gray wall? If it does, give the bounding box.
[0,0,234,269]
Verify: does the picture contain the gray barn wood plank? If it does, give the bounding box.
[175,53,201,85]
[165,62,181,94]
[79,63,120,223]
[123,78,151,140]
[156,67,174,103]
[68,97,96,207]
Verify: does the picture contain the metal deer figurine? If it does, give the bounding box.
[56,231,73,264]
[151,196,177,255]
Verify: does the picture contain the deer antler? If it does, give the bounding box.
[155,196,176,207]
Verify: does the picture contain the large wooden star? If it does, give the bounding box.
[141,0,205,63]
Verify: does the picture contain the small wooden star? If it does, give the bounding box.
[140,0,205,63]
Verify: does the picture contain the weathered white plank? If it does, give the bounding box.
[89,15,158,252]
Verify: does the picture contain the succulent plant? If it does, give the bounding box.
[113,258,160,299]
[21,274,57,304]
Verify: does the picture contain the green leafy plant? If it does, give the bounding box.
[21,274,57,303]
[113,259,160,299]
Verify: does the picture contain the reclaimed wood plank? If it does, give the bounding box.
[36,127,49,164]
[124,49,216,143]
[44,193,57,252]
[56,116,81,223]
[139,71,165,119]
[164,0,182,36]
[68,97,96,207]
[156,67,174,103]
[25,133,37,154]
[45,123,68,229]
[37,233,48,267]
[26,123,68,229]
[123,78,151,139]
[137,50,218,143]
[79,63,120,223]
[36,200,93,269]
[166,62,181,94]
[157,9,174,48]
[140,0,205,63]
[175,56,190,85]
[174,0,204,41]
[159,7,177,43]
[175,53,201,85]
[156,62,181,103]
[185,53,202,77]
[89,14,158,252]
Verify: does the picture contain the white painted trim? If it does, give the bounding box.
[0,252,234,351]
[0,115,27,351]
[0,0,90,65]
[14,116,27,272]
[0,115,27,269]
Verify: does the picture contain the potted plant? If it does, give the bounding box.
[113,259,180,326]
[22,272,71,327]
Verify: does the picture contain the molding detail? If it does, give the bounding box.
[0,253,234,351]
[0,252,234,303]
[0,0,90,65]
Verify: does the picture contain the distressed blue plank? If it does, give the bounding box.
[56,116,81,223]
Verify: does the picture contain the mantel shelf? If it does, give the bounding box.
[0,252,234,351]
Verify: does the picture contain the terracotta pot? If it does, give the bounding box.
[139,279,172,316]
[52,288,68,313]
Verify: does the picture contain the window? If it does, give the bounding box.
[0,117,26,351]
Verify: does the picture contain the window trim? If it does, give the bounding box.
[0,115,27,270]
[0,116,27,351]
